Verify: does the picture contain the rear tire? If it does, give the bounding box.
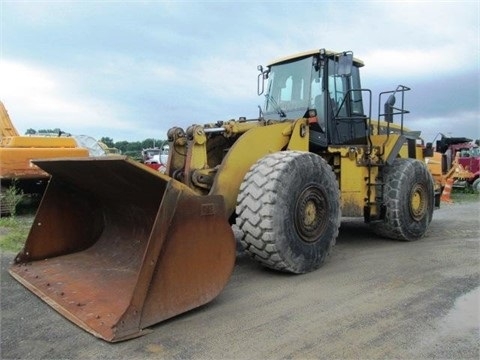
[371,158,434,241]
[236,151,340,274]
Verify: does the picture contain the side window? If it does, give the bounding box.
[328,75,347,117]
[329,76,344,103]
[350,67,364,116]
[328,62,364,117]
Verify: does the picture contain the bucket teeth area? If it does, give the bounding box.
[9,157,236,342]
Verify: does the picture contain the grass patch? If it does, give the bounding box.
[451,188,480,203]
[0,180,25,216]
[0,188,39,252]
[0,215,34,252]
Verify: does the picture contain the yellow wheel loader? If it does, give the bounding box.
[9,49,435,342]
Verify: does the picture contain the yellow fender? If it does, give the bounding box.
[209,119,309,215]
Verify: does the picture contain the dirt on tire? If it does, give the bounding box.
[236,151,340,273]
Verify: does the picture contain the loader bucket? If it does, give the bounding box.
[9,156,236,342]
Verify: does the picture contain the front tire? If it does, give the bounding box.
[371,158,434,241]
[235,151,341,274]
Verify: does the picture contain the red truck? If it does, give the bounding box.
[433,135,480,191]
[141,145,169,173]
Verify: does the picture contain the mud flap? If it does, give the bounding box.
[9,156,236,342]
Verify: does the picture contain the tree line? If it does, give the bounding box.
[100,137,167,159]
[25,128,166,160]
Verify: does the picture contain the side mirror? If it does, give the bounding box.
[257,65,268,96]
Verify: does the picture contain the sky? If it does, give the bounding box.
[0,0,479,145]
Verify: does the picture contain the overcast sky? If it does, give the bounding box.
[1,0,479,144]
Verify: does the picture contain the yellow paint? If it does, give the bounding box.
[1,101,90,180]
[210,121,299,214]
[0,147,89,179]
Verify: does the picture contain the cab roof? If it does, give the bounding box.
[267,49,365,68]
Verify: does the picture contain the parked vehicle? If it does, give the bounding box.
[426,135,479,193]
[10,49,435,342]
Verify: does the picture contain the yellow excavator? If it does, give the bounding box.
[0,102,89,214]
[9,49,435,342]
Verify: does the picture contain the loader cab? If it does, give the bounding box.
[260,49,367,147]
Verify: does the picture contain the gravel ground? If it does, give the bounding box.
[1,198,479,360]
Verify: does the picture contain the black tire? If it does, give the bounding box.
[371,158,434,241]
[235,151,341,274]
[472,178,480,192]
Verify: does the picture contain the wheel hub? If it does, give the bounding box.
[410,184,427,221]
[295,185,328,243]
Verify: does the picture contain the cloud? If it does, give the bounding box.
[0,59,132,138]
[409,110,480,144]
[362,48,468,80]
[1,0,478,143]
[189,56,259,100]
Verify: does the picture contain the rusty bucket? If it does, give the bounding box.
[9,157,236,342]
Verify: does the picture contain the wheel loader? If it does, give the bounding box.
[9,49,435,342]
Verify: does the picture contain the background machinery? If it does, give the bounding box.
[0,101,123,215]
[0,101,89,214]
[142,144,169,172]
[426,135,479,194]
[9,49,435,342]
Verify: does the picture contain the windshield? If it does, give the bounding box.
[265,56,316,117]
[262,53,364,125]
[460,147,480,157]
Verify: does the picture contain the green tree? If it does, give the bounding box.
[100,137,115,148]
[114,141,129,154]
[141,138,166,149]
[126,141,142,152]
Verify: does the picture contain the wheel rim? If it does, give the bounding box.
[294,185,328,243]
[409,183,427,221]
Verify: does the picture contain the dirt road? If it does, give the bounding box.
[1,200,479,359]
